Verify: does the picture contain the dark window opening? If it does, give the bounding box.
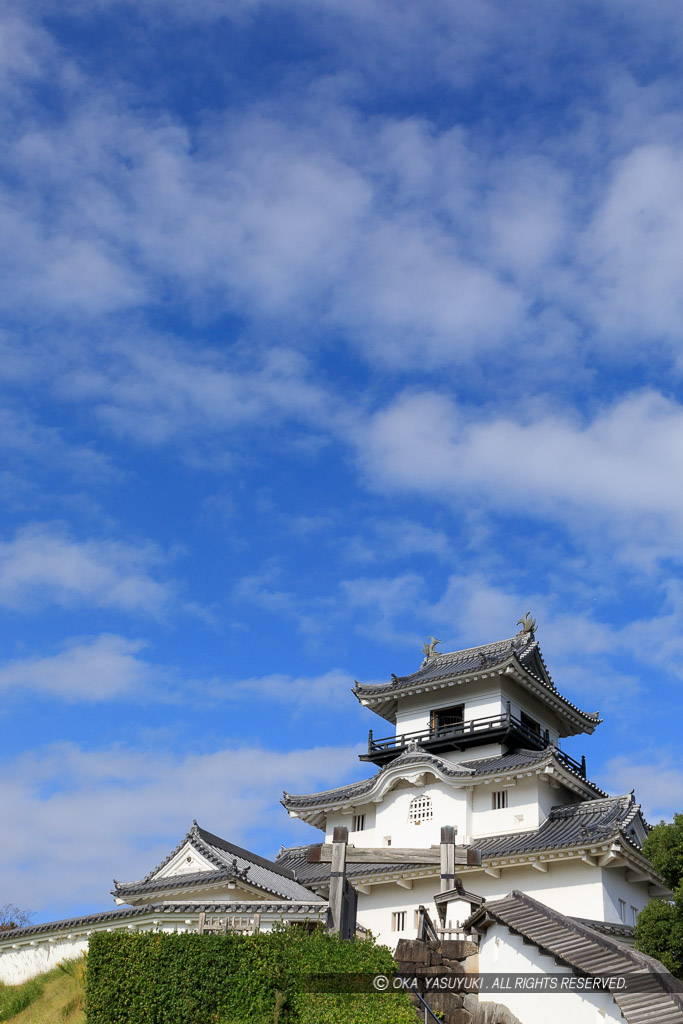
[431,704,464,733]
[520,712,540,736]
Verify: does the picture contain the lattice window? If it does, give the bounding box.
[392,911,406,932]
[408,795,433,824]
[352,814,365,832]
[492,790,508,810]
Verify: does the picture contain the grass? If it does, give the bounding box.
[0,961,86,1024]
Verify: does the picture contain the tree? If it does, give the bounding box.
[636,815,683,977]
[641,813,683,891]
[0,902,33,932]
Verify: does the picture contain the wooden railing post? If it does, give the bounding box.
[581,755,586,777]
[368,729,373,754]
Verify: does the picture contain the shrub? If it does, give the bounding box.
[85,928,414,1024]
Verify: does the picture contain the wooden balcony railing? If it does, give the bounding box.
[364,705,587,777]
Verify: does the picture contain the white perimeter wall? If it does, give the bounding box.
[478,923,623,1024]
[0,935,89,986]
[0,915,299,985]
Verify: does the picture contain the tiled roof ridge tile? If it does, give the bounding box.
[353,633,601,725]
[194,825,298,881]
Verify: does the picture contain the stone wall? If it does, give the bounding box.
[394,938,523,1024]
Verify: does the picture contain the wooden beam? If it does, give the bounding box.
[307,843,481,866]
[355,883,372,895]
[485,867,501,878]
[396,879,413,889]
[309,845,438,864]
[530,860,548,872]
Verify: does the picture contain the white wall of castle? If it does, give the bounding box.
[351,858,651,948]
[391,678,563,745]
[477,923,624,1024]
[324,771,577,849]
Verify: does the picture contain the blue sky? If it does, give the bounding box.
[2,0,683,923]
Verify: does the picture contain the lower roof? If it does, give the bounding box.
[0,900,328,944]
[466,890,683,1024]
[115,822,322,903]
[277,792,657,886]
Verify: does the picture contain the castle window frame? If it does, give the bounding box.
[392,911,406,932]
[492,790,508,810]
[408,795,433,824]
[352,814,365,832]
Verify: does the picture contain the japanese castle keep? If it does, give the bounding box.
[3,618,683,1023]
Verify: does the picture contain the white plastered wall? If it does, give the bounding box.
[353,860,624,936]
[355,877,440,948]
[472,775,551,834]
[393,682,506,736]
[326,780,469,848]
[600,868,650,925]
[478,923,623,1024]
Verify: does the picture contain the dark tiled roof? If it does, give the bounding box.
[282,747,607,810]
[477,793,643,859]
[277,794,654,886]
[357,634,538,693]
[353,632,600,726]
[116,822,322,903]
[573,917,635,940]
[113,869,239,896]
[275,846,435,887]
[466,891,683,1024]
[0,901,328,942]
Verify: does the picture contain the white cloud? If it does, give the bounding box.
[605,754,683,822]
[583,144,683,345]
[357,389,683,560]
[0,740,362,916]
[206,668,356,707]
[0,635,155,702]
[0,525,171,613]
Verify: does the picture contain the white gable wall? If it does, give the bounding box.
[478,923,623,1024]
[325,780,469,847]
[155,842,217,878]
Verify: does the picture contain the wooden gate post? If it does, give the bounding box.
[328,825,349,936]
[440,825,456,893]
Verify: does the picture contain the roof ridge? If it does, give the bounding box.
[0,901,329,942]
[548,792,632,818]
[195,825,298,881]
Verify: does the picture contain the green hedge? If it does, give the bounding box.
[85,928,416,1024]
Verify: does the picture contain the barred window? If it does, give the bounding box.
[392,911,406,932]
[408,795,433,824]
[352,814,365,832]
[492,790,508,810]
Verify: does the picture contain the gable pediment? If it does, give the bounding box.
[154,842,217,880]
